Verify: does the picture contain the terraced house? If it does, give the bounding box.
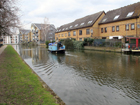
[99,2,140,39]
[19,29,31,43]
[55,11,105,41]
[31,23,56,44]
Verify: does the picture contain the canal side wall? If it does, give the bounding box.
[84,46,122,53]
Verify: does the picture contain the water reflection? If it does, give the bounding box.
[13,45,140,105]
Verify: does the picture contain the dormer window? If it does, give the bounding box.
[102,18,107,22]
[126,12,134,17]
[88,21,92,24]
[114,15,120,20]
[59,29,61,31]
[70,26,73,28]
[75,24,78,27]
[66,28,68,30]
[62,28,65,31]
[80,22,84,26]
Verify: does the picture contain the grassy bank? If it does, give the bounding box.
[0,45,58,105]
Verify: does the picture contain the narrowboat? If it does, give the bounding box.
[48,42,65,53]
[122,37,140,54]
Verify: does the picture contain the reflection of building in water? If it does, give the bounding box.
[31,46,49,64]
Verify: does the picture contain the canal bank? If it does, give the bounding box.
[84,46,122,53]
[0,45,65,105]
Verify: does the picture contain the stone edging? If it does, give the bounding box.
[12,46,66,105]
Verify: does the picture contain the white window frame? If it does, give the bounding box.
[126,12,134,17]
[80,22,84,26]
[114,15,120,20]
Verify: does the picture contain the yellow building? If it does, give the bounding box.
[19,29,30,43]
[55,11,105,41]
[31,23,56,44]
[99,2,140,39]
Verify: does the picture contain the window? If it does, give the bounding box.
[65,33,67,37]
[114,15,120,20]
[80,23,84,26]
[101,28,103,33]
[102,18,107,22]
[102,37,106,39]
[68,32,70,36]
[88,21,92,24]
[91,29,93,33]
[112,26,115,32]
[125,24,129,31]
[62,34,63,37]
[75,24,78,27]
[79,30,82,35]
[131,23,135,30]
[79,38,82,41]
[86,29,90,35]
[130,39,136,44]
[73,31,76,36]
[105,27,107,33]
[59,34,60,37]
[66,28,68,30]
[70,26,73,28]
[126,12,134,17]
[116,26,119,31]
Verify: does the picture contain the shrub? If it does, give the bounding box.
[45,40,50,48]
[73,41,84,49]
[63,38,74,49]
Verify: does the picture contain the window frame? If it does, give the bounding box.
[116,26,119,32]
[112,26,115,32]
[68,32,70,36]
[131,23,135,30]
[101,28,103,33]
[125,24,129,31]
[105,27,107,33]
[86,29,90,35]
[79,30,82,35]
[73,31,76,36]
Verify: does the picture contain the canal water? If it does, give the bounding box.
[13,45,140,105]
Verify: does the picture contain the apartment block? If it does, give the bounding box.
[55,2,140,41]
[55,11,105,41]
[19,29,31,43]
[99,2,140,39]
[31,23,56,44]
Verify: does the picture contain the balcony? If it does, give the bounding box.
[34,34,38,36]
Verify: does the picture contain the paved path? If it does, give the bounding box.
[0,45,7,55]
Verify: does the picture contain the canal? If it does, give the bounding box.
[13,45,140,105]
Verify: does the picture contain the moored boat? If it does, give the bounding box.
[122,37,140,54]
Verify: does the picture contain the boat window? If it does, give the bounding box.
[139,39,140,44]
[130,39,136,44]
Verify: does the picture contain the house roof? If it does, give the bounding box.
[32,23,55,30]
[56,11,105,33]
[19,29,30,35]
[99,2,140,25]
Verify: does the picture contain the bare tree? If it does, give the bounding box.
[0,0,20,37]
[40,17,50,42]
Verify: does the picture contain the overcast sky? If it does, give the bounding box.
[18,0,140,29]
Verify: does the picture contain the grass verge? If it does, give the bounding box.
[0,45,59,105]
